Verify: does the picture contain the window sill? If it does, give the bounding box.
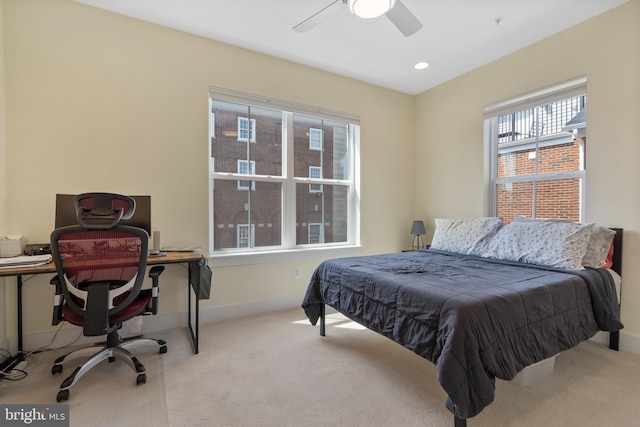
[208,245,362,267]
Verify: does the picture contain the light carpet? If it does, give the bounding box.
[0,343,168,427]
[3,308,640,426]
[162,309,640,427]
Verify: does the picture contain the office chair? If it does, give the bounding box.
[49,193,166,402]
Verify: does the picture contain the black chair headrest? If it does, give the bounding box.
[74,193,136,230]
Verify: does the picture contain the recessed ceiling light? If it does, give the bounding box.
[414,62,430,70]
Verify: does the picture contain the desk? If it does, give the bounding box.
[0,251,204,354]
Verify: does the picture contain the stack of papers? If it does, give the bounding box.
[0,254,52,269]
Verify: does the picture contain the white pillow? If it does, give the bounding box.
[430,217,503,256]
[514,216,615,269]
[485,221,594,270]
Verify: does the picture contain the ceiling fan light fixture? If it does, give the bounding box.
[348,0,397,19]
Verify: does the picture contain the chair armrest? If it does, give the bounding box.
[148,266,165,315]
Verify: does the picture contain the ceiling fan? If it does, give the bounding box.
[293,0,423,37]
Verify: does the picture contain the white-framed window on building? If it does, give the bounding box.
[309,166,323,193]
[209,86,360,255]
[308,223,323,244]
[238,117,256,142]
[484,77,587,223]
[237,224,255,248]
[237,160,256,190]
[309,128,322,150]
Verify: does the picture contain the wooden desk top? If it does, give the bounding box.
[0,251,202,277]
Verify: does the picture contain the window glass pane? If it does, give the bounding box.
[497,149,536,179]
[211,100,283,177]
[213,180,282,249]
[497,96,585,179]
[496,179,582,223]
[496,181,533,223]
[537,140,584,174]
[534,178,582,222]
[293,114,348,180]
[296,183,349,245]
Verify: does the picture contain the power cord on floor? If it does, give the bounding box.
[0,321,83,384]
[0,350,28,382]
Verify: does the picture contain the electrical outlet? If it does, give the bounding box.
[294,266,301,279]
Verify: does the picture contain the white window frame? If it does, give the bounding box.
[237,160,256,190]
[309,166,323,193]
[483,76,587,220]
[309,128,322,150]
[308,223,323,244]
[208,86,361,265]
[238,117,256,142]
[237,224,255,248]
[209,98,216,139]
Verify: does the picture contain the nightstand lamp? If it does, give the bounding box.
[410,220,426,250]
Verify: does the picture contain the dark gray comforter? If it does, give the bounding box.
[301,249,623,419]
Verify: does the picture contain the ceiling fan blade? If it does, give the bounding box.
[385,0,423,37]
[293,0,345,33]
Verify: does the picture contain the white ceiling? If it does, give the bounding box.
[74,0,628,95]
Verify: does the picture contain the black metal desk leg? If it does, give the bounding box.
[17,275,24,353]
[187,260,200,354]
[454,416,467,427]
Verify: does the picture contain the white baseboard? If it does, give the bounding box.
[2,294,305,354]
[5,299,639,358]
[591,330,640,353]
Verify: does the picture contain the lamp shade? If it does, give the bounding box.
[410,220,426,235]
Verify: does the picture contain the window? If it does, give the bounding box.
[309,166,323,193]
[238,117,256,142]
[209,86,360,255]
[237,224,255,248]
[484,77,587,223]
[237,160,256,190]
[309,128,322,150]
[308,223,322,244]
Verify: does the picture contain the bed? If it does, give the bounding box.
[301,218,623,426]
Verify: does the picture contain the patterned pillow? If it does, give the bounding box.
[514,216,615,269]
[582,225,616,268]
[430,217,503,256]
[485,221,594,270]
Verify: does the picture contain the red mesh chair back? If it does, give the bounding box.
[50,193,149,336]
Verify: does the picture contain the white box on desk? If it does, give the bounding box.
[0,237,26,257]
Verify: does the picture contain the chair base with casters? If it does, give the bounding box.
[50,264,167,402]
[51,327,167,402]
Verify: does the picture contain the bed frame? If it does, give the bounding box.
[314,227,623,427]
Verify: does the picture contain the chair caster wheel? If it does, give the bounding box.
[136,374,146,385]
[52,365,63,375]
[159,345,167,354]
[57,390,69,402]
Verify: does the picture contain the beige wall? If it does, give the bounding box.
[3,0,639,343]
[415,1,640,334]
[1,0,414,338]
